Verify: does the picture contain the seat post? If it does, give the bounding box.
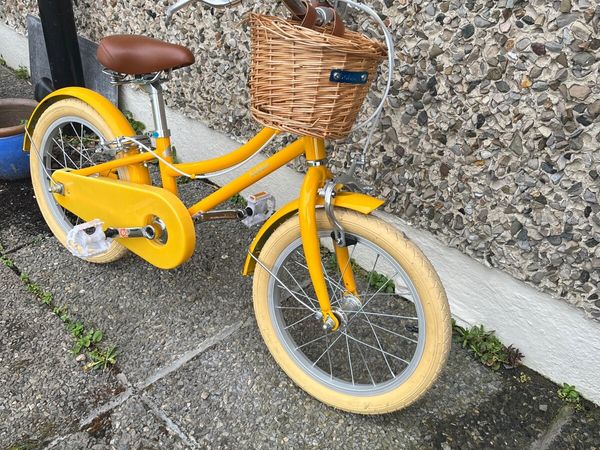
[146,80,178,194]
[146,81,170,142]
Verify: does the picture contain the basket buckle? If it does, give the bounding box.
[329,69,368,84]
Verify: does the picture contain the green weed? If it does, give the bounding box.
[124,110,146,135]
[231,193,247,207]
[367,270,395,293]
[452,321,523,370]
[19,273,54,305]
[85,346,118,371]
[1,254,15,269]
[72,329,103,354]
[15,66,29,80]
[323,253,396,293]
[557,383,583,410]
[517,372,531,383]
[0,251,118,370]
[0,55,6,66]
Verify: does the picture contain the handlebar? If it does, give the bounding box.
[166,0,341,27]
[166,0,242,24]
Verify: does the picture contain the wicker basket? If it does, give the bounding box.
[249,14,386,140]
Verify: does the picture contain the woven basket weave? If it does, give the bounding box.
[249,14,386,140]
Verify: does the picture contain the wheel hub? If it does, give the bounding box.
[339,294,362,312]
[332,294,363,329]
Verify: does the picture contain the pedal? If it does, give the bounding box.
[66,219,111,258]
[242,192,276,227]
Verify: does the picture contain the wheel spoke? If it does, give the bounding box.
[284,311,315,330]
[276,284,316,306]
[360,311,418,321]
[342,330,409,365]
[53,135,79,169]
[58,128,67,167]
[363,254,380,299]
[324,333,333,380]
[46,150,66,171]
[354,338,376,386]
[293,258,346,301]
[283,265,318,310]
[357,318,418,344]
[310,269,403,367]
[320,258,340,304]
[345,332,355,385]
[296,333,328,350]
[66,123,96,166]
[359,309,396,378]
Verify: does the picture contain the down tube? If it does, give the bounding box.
[188,139,305,216]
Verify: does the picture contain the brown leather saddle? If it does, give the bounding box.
[97,35,195,75]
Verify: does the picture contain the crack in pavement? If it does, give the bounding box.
[42,432,78,450]
[529,405,575,450]
[136,319,248,391]
[78,320,247,446]
[142,394,200,448]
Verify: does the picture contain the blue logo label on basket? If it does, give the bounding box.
[329,70,369,85]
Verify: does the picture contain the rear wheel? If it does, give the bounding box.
[30,99,132,263]
[252,209,451,414]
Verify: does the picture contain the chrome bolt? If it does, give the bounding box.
[322,316,335,331]
[333,72,341,81]
[48,183,64,195]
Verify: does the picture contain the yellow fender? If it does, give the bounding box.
[242,191,384,275]
[24,87,150,184]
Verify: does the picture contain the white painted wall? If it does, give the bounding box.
[2,22,599,404]
[0,23,29,69]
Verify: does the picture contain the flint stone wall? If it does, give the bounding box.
[2,0,599,320]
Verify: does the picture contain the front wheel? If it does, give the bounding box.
[252,209,451,414]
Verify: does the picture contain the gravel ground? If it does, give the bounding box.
[0,264,119,449]
[0,64,33,100]
[1,65,599,449]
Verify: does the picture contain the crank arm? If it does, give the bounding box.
[105,226,156,239]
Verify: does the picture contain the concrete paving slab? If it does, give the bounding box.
[143,325,508,449]
[47,398,189,450]
[0,264,118,449]
[547,405,600,450]
[9,181,258,383]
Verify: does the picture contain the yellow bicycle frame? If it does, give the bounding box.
[25,88,384,329]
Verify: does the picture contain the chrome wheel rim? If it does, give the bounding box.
[266,232,426,396]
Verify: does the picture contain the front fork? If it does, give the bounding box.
[299,138,358,331]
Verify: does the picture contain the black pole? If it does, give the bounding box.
[37,0,85,91]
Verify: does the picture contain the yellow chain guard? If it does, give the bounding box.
[52,170,195,269]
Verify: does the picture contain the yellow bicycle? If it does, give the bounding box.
[24,0,451,414]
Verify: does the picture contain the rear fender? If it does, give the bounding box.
[24,87,150,184]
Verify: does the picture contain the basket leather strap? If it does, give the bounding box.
[328,8,345,37]
[297,1,345,37]
[298,0,318,28]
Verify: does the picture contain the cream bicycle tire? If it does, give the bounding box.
[252,209,451,414]
[30,99,131,263]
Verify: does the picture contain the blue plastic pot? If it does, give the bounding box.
[0,98,38,180]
